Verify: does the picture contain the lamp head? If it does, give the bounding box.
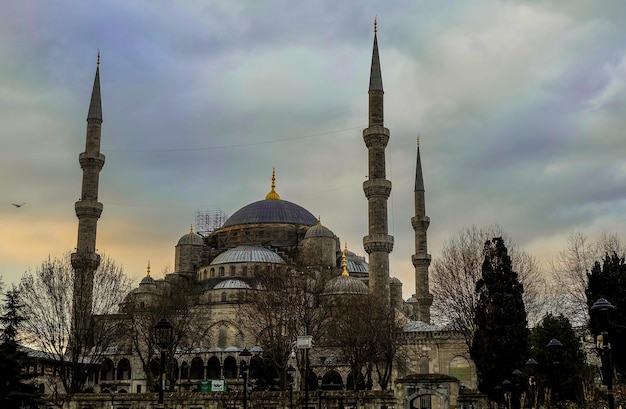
[153,317,174,350]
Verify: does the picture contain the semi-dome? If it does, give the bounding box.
[177,226,204,246]
[210,246,285,265]
[213,279,251,290]
[336,249,369,274]
[304,220,335,239]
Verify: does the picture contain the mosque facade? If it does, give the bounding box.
[62,25,479,409]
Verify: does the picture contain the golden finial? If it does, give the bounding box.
[317,216,322,226]
[417,135,420,147]
[97,49,100,67]
[190,224,194,234]
[341,249,349,277]
[265,167,281,200]
[374,18,377,34]
[146,260,151,277]
[344,242,348,252]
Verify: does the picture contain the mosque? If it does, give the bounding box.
[65,23,479,409]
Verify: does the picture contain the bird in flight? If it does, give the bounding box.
[12,203,26,208]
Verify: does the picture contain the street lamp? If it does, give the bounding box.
[546,338,562,408]
[288,365,296,409]
[296,335,314,409]
[239,348,253,409]
[154,317,174,409]
[591,297,616,409]
[525,358,538,409]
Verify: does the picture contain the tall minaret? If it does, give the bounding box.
[412,138,433,322]
[363,21,394,303]
[71,53,105,347]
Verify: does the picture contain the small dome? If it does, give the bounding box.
[323,275,368,295]
[211,246,285,265]
[336,252,369,274]
[389,277,402,285]
[140,275,155,285]
[177,226,204,246]
[214,279,251,290]
[305,221,335,239]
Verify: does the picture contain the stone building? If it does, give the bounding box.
[62,23,479,409]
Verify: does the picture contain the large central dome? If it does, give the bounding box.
[222,169,317,227]
[223,199,317,227]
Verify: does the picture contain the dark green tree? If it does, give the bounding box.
[528,313,589,406]
[0,286,42,409]
[470,237,529,404]
[586,252,626,378]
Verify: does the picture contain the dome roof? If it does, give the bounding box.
[323,275,368,295]
[213,279,251,290]
[222,199,317,227]
[140,275,155,285]
[336,251,369,274]
[389,277,402,285]
[177,226,203,246]
[305,221,335,239]
[210,246,285,265]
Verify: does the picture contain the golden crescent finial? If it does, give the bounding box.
[417,135,420,147]
[317,216,322,226]
[341,249,349,277]
[374,18,377,34]
[265,167,281,200]
[97,49,100,67]
[190,224,194,234]
[147,260,151,277]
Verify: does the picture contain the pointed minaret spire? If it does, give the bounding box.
[71,53,106,352]
[411,136,433,322]
[363,21,393,304]
[87,51,102,123]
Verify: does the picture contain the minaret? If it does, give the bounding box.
[412,138,433,322]
[363,21,394,303]
[71,52,105,347]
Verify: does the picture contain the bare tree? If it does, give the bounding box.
[18,253,131,407]
[430,225,547,345]
[238,266,329,390]
[549,231,624,325]
[120,273,211,392]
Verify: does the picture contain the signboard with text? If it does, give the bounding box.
[198,380,227,392]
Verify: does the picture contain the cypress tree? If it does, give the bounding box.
[470,237,529,404]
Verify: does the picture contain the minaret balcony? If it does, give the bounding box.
[411,215,430,229]
[363,234,394,253]
[71,251,101,271]
[79,152,106,170]
[75,200,103,218]
[363,179,392,198]
[363,126,390,148]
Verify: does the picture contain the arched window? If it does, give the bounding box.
[100,358,115,381]
[180,362,189,380]
[218,326,228,348]
[117,358,131,380]
[223,356,237,379]
[207,356,221,379]
[449,356,471,387]
[221,292,228,303]
[321,370,343,390]
[242,265,248,276]
[230,266,236,276]
[210,268,215,277]
[219,267,225,277]
[190,357,204,379]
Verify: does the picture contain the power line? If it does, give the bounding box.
[103,125,364,153]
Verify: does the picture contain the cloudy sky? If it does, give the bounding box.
[1,1,625,297]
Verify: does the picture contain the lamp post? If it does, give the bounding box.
[296,335,314,409]
[154,317,174,409]
[591,297,616,409]
[288,365,296,409]
[109,384,118,409]
[546,338,562,408]
[502,379,512,409]
[239,348,252,409]
[525,358,538,409]
[318,375,323,409]
[511,369,523,409]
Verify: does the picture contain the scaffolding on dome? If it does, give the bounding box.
[195,209,228,236]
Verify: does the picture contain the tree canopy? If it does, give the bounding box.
[470,237,529,403]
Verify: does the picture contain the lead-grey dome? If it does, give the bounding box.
[210,246,285,265]
[213,279,251,290]
[323,275,368,295]
[223,199,317,227]
[305,223,335,239]
[336,251,369,274]
[177,229,204,246]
